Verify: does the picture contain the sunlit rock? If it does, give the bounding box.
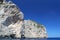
[0,0,47,38]
[24,20,47,38]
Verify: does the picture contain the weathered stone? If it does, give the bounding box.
[24,20,47,38]
[0,0,47,38]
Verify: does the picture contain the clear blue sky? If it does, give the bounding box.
[9,0,60,37]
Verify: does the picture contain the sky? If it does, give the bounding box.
[9,0,60,37]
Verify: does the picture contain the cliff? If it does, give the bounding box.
[0,0,47,38]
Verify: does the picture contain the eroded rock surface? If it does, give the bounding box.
[0,0,47,38]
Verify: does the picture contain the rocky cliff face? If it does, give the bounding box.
[24,20,47,38]
[0,0,47,38]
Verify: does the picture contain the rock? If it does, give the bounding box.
[0,0,47,38]
[0,0,3,4]
[24,20,47,38]
[0,0,24,38]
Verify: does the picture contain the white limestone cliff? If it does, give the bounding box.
[24,20,47,38]
[0,0,47,38]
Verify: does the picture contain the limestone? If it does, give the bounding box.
[0,0,47,38]
[24,20,47,38]
[0,0,24,38]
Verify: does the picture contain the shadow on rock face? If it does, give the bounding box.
[12,14,20,23]
[0,34,16,38]
[10,34,16,38]
[0,0,3,4]
[2,16,13,26]
[2,14,22,26]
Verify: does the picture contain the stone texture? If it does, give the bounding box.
[24,20,47,38]
[0,0,47,38]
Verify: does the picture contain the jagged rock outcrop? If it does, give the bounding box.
[0,0,24,38]
[0,0,47,38]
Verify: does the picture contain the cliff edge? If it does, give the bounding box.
[0,0,47,38]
